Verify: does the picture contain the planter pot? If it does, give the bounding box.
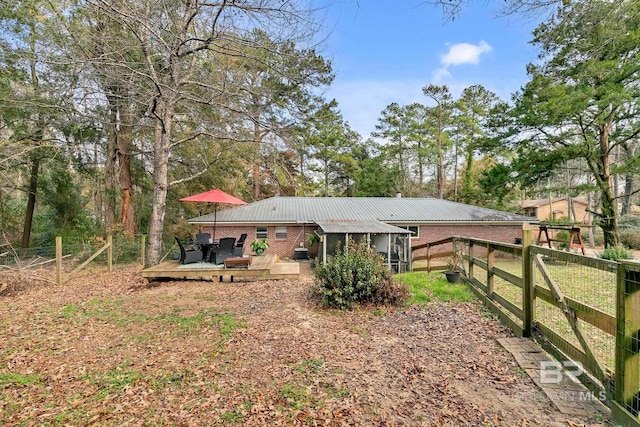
[444,270,461,283]
[254,248,265,255]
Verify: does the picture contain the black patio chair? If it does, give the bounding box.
[209,237,236,265]
[175,237,204,264]
[233,233,248,256]
[196,232,212,260]
[196,232,211,245]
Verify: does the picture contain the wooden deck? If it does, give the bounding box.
[141,254,300,282]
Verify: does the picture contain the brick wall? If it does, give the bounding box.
[413,224,522,245]
[203,223,523,260]
[409,223,523,258]
[199,224,316,259]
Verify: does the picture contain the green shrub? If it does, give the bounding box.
[555,230,570,249]
[599,245,634,261]
[313,239,408,309]
[620,231,640,250]
[619,215,640,230]
[111,234,144,263]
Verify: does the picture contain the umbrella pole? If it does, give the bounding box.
[213,204,218,242]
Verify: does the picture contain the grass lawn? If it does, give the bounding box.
[461,256,617,372]
[395,271,474,306]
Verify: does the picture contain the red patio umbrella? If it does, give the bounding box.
[179,188,247,241]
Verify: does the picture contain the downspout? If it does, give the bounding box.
[407,235,412,271]
[322,235,327,266]
[387,233,391,270]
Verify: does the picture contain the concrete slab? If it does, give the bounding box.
[498,337,610,418]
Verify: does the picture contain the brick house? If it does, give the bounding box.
[188,196,535,269]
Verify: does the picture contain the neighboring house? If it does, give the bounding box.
[188,196,536,268]
[520,197,589,223]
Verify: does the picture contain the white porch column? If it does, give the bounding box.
[407,235,412,271]
[322,235,327,265]
[387,234,391,270]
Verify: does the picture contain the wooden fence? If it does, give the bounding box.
[0,235,174,287]
[411,225,640,426]
[55,235,113,285]
[54,235,149,284]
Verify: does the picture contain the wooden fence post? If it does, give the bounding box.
[141,235,146,267]
[468,241,474,281]
[107,234,113,273]
[522,223,535,337]
[55,236,62,285]
[614,261,640,420]
[487,246,495,299]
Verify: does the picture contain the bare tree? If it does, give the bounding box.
[70,0,323,266]
[427,0,561,21]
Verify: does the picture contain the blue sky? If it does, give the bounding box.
[319,1,544,139]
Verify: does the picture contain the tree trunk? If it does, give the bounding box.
[621,172,634,216]
[104,95,118,232]
[21,26,41,252]
[252,122,262,201]
[620,143,637,216]
[118,148,135,236]
[417,141,424,186]
[587,192,595,248]
[324,158,329,197]
[593,123,620,248]
[146,104,173,267]
[462,146,473,202]
[453,138,459,201]
[21,156,39,252]
[437,124,445,199]
[600,188,619,248]
[567,195,575,222]
[118,103,135,237]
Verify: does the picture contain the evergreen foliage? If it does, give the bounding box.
[508,0,640,247]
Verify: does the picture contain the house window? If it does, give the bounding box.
[275,226,287,240]
[256,226,268,240]
[398,225,419,238]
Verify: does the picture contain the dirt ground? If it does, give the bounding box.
[0,265,611,426]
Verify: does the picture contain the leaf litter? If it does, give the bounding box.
[0,265,610,426]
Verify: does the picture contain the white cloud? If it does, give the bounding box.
[431,67,451,82]
[434,41,493,81]
[441,41,493,67]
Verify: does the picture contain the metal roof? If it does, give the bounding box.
[188,196,536,225]
[315,220,413,234]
